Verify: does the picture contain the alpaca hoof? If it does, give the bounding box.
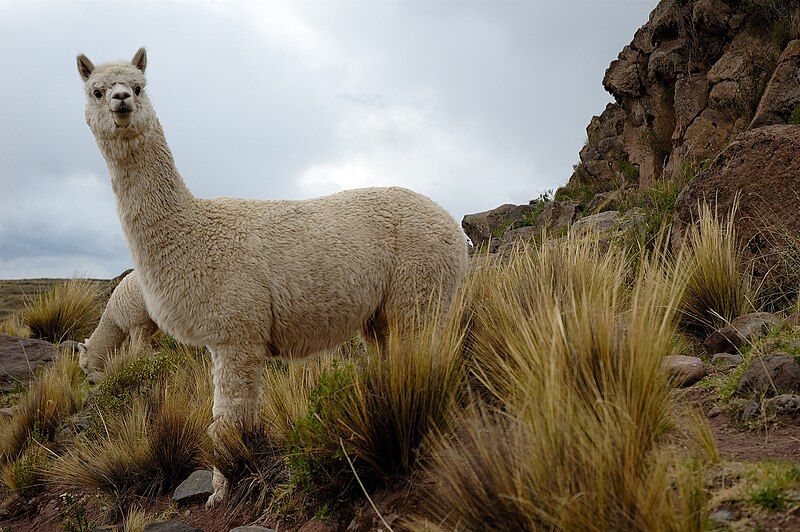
[206,488,226,508]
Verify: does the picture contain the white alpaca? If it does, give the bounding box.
[77,270,156,381]
[76,48,468,505]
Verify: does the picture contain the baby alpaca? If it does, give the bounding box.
[76,48,468,506]
[78,270,156,380]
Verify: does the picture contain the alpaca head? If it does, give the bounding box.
[77,47,156,140]
[77,338,102,382]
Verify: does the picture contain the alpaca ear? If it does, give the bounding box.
[131,47,147,73]
[77,54,95,81]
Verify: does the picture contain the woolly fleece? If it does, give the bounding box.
[78,270,157,379]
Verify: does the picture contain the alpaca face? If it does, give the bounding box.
[76,339,102,382]
[77,48,155,140]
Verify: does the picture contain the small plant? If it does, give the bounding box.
[790,104,800,125]
[750,484,788,510]
[22,279,102,343]
[59,493,93,532]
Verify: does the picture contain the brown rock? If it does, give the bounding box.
[707,50,748,84]
[662,355,707,387]
[712,352,744,367]
[738,354,800,396]
[703,312,781,354]
[648,40,686,83]
[461,203,537,249]
[679,108,736,162]
[692,0,730,35]
[603,58,643,99]
[751,40,800,128]
[0,334,58,391]
[673,74,709,136]
[571,211,620,237]
[495,202,577,254]
[708,80,739,110]
[673,126,800,286]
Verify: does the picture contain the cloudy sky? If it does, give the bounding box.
[0,0,655,279]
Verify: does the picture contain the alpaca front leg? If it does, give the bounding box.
[206,343,264,508]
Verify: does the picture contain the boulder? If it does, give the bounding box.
[765,394,800,416]
[673,74,708,137]
[0,334,58,391]
[661,355,707,387]
[679,108,738,163]
[585,192,620,214]
[647,40,686,83]
[674,126,800,289]
[230,527,276,532]
[751,40,800,128]
[703,313,781,354]
[462,204,537,249]
[738,354,800,396]
[172,469,214,505]
[712,352,744,367]
[707,80,738,110]
[571,211,620,237]
[603,58,643,99]
[707,50,748,84]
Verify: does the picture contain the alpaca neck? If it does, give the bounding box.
[96,118,196,276]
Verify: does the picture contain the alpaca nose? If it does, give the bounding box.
[111,88,132,100]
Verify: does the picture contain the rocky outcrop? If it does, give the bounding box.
[702,312,782,355]
[558,0,794,198]
[0,334,58,391]
[673,126,800,299]
[662,355,707,387]
[751,40,800,128]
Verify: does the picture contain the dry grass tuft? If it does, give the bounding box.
[288,308,465,501]
[679,202,756,335]
[0,352,86,464]
[411,235,710,531]
[0,313,31,338]
[48,355,211,508]
[22,279,103,342]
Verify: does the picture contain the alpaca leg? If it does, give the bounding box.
[362,306,389,353]
[206,342,264,508]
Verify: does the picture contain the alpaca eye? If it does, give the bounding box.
[134,86,141,96]
[93,89,102,99]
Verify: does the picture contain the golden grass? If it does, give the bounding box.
[22,278,103,343]
[0,313,31,338]
[0,352,86,464]
[679,202,755,334]
[48,352,211,507]
[410,234,711,531]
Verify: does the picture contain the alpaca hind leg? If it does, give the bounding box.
[206,342,264,508]
[361,306,389,353]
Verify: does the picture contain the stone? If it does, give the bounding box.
[679,108,736,163]
[674,126,800,288]
[751,40,800,128]
[172,469,214,505]
[571,211,620,237]
[708,509,735,525]
[765,394,800,416]
[707,50,748,84]
[708,80,739,110]
[740,399,761,421]
[649,0,681,42]
[712,353,744,367]
[59,340,81,352]
[230,527,276,532]
[603,58,642,99]
[693,0,730,35]
[661,355,707,387]
[738,354,800,396]
[144,522,201,532]
[703,313,781,355]
[673,74,708,136]
[647,40,686,83]
[461,203,537,249]
[0,334,58,392]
